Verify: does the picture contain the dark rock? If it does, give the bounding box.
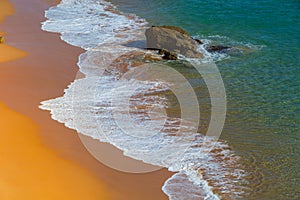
[157,49,164,55]
[145,26,203,58]
[0,36,4,44]
[160,49,178,60]
[206,45,231,53]
[193,38,203,44]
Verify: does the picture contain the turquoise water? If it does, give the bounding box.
[111,0,300,199]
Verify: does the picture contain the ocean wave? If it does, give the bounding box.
[40,0,249,199]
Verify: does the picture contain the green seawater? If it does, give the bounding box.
[111,0,299,199]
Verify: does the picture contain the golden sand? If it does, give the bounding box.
[0,0,14,24]
[0,0,27,62]
[0,44,28,62]
[0,102,111,200]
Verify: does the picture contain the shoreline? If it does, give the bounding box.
[0,0,171,199]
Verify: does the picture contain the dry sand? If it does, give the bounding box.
[0,0,171,199]
[0,0,27,62]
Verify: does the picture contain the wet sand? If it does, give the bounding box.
[0,0,171,199]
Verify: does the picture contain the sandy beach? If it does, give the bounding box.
[0,0,27,62]
[0,0,171,199]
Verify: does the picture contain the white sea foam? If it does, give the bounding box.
[42,0,147,50]
[40,0,248,199]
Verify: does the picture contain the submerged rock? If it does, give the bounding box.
[206,45,231,53]
[145,26,203,58]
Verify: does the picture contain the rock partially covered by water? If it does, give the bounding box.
[145,26,203,58]
[206,45,231,53]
